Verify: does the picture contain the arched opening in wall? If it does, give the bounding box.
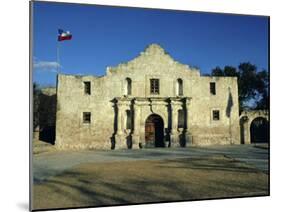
[178,109,186,146]
[145,114,164,147]
[125,78,132,95]
[177,78,183,96]
[239,116,248,144]
[178,110,184,128]
[126,110,132,130]
[126,109,133,148]
[250,117,269,143]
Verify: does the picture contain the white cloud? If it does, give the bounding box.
[33,59,61,73]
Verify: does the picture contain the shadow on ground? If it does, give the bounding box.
[33,155,268,210]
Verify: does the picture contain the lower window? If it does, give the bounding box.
[83,112,91,123]
[212,110,220,121]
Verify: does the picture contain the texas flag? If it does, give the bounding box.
[58,29,72,41]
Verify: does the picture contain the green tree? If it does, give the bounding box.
[211,66,224,76]
[224,66,238,77]
[255,70,269,109]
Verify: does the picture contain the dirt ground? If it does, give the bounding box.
[32,139,57,155]
[33,155,269,210]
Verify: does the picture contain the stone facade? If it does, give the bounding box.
[55,44,240,150]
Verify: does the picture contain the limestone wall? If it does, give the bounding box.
[189,76,240,145]
[56,44,240,149]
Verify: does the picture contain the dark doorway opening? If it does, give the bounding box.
[250,117,269,143]
[145,114,164,147]
[39,126,56,144]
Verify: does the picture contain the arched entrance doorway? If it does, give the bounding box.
[250,117,269,143]
[145,114,164,147]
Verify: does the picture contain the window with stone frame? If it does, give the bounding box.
[83,112,91,123]
[212,110,220,121]
[150,79,160,94]
[84,81,91,95]
[210,82,216,95]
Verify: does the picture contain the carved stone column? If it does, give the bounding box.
[240,116,250,144]
[115,102,127,149]
[117,103,123,135]
[245,121,251,144]
[170,100,181,147]
[132,101,141,149]
[185,98,192,146]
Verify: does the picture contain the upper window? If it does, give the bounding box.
[83,112,91,123]
[177,78,183,96]
[84,81,91,95]
[212,110,220,121]
[126,78,132,95]
[150,79,160,94]
[210,82,216,95]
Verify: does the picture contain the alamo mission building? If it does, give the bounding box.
[55,44,241,150]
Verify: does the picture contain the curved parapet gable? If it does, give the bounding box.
[106,43,200,78]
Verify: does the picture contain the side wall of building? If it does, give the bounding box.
[56,75,116,149]
[189,76,240,145]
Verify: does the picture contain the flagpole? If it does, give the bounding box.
[57,39,60,74]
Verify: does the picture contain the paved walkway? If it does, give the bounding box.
[33,144,269,183]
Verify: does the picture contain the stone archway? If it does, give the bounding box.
[250,117,269,143]
[145,114,164,147]
[239,110,269,144]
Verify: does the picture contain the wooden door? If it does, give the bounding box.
[145,121,155,142]
[145,114,164,147]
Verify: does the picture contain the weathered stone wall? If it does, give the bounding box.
[189,76,240,145]
[56,44,240,149]
[38,87,57,144]
[240,110,269,144]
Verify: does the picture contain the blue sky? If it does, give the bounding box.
[32,1,269,87]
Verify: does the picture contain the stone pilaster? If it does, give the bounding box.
[185,98,192,145]
[117,103,123,135]
[170,99,181,147]
[132,102,141,149]
[245,122,251,144]
[115,101,127,149]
